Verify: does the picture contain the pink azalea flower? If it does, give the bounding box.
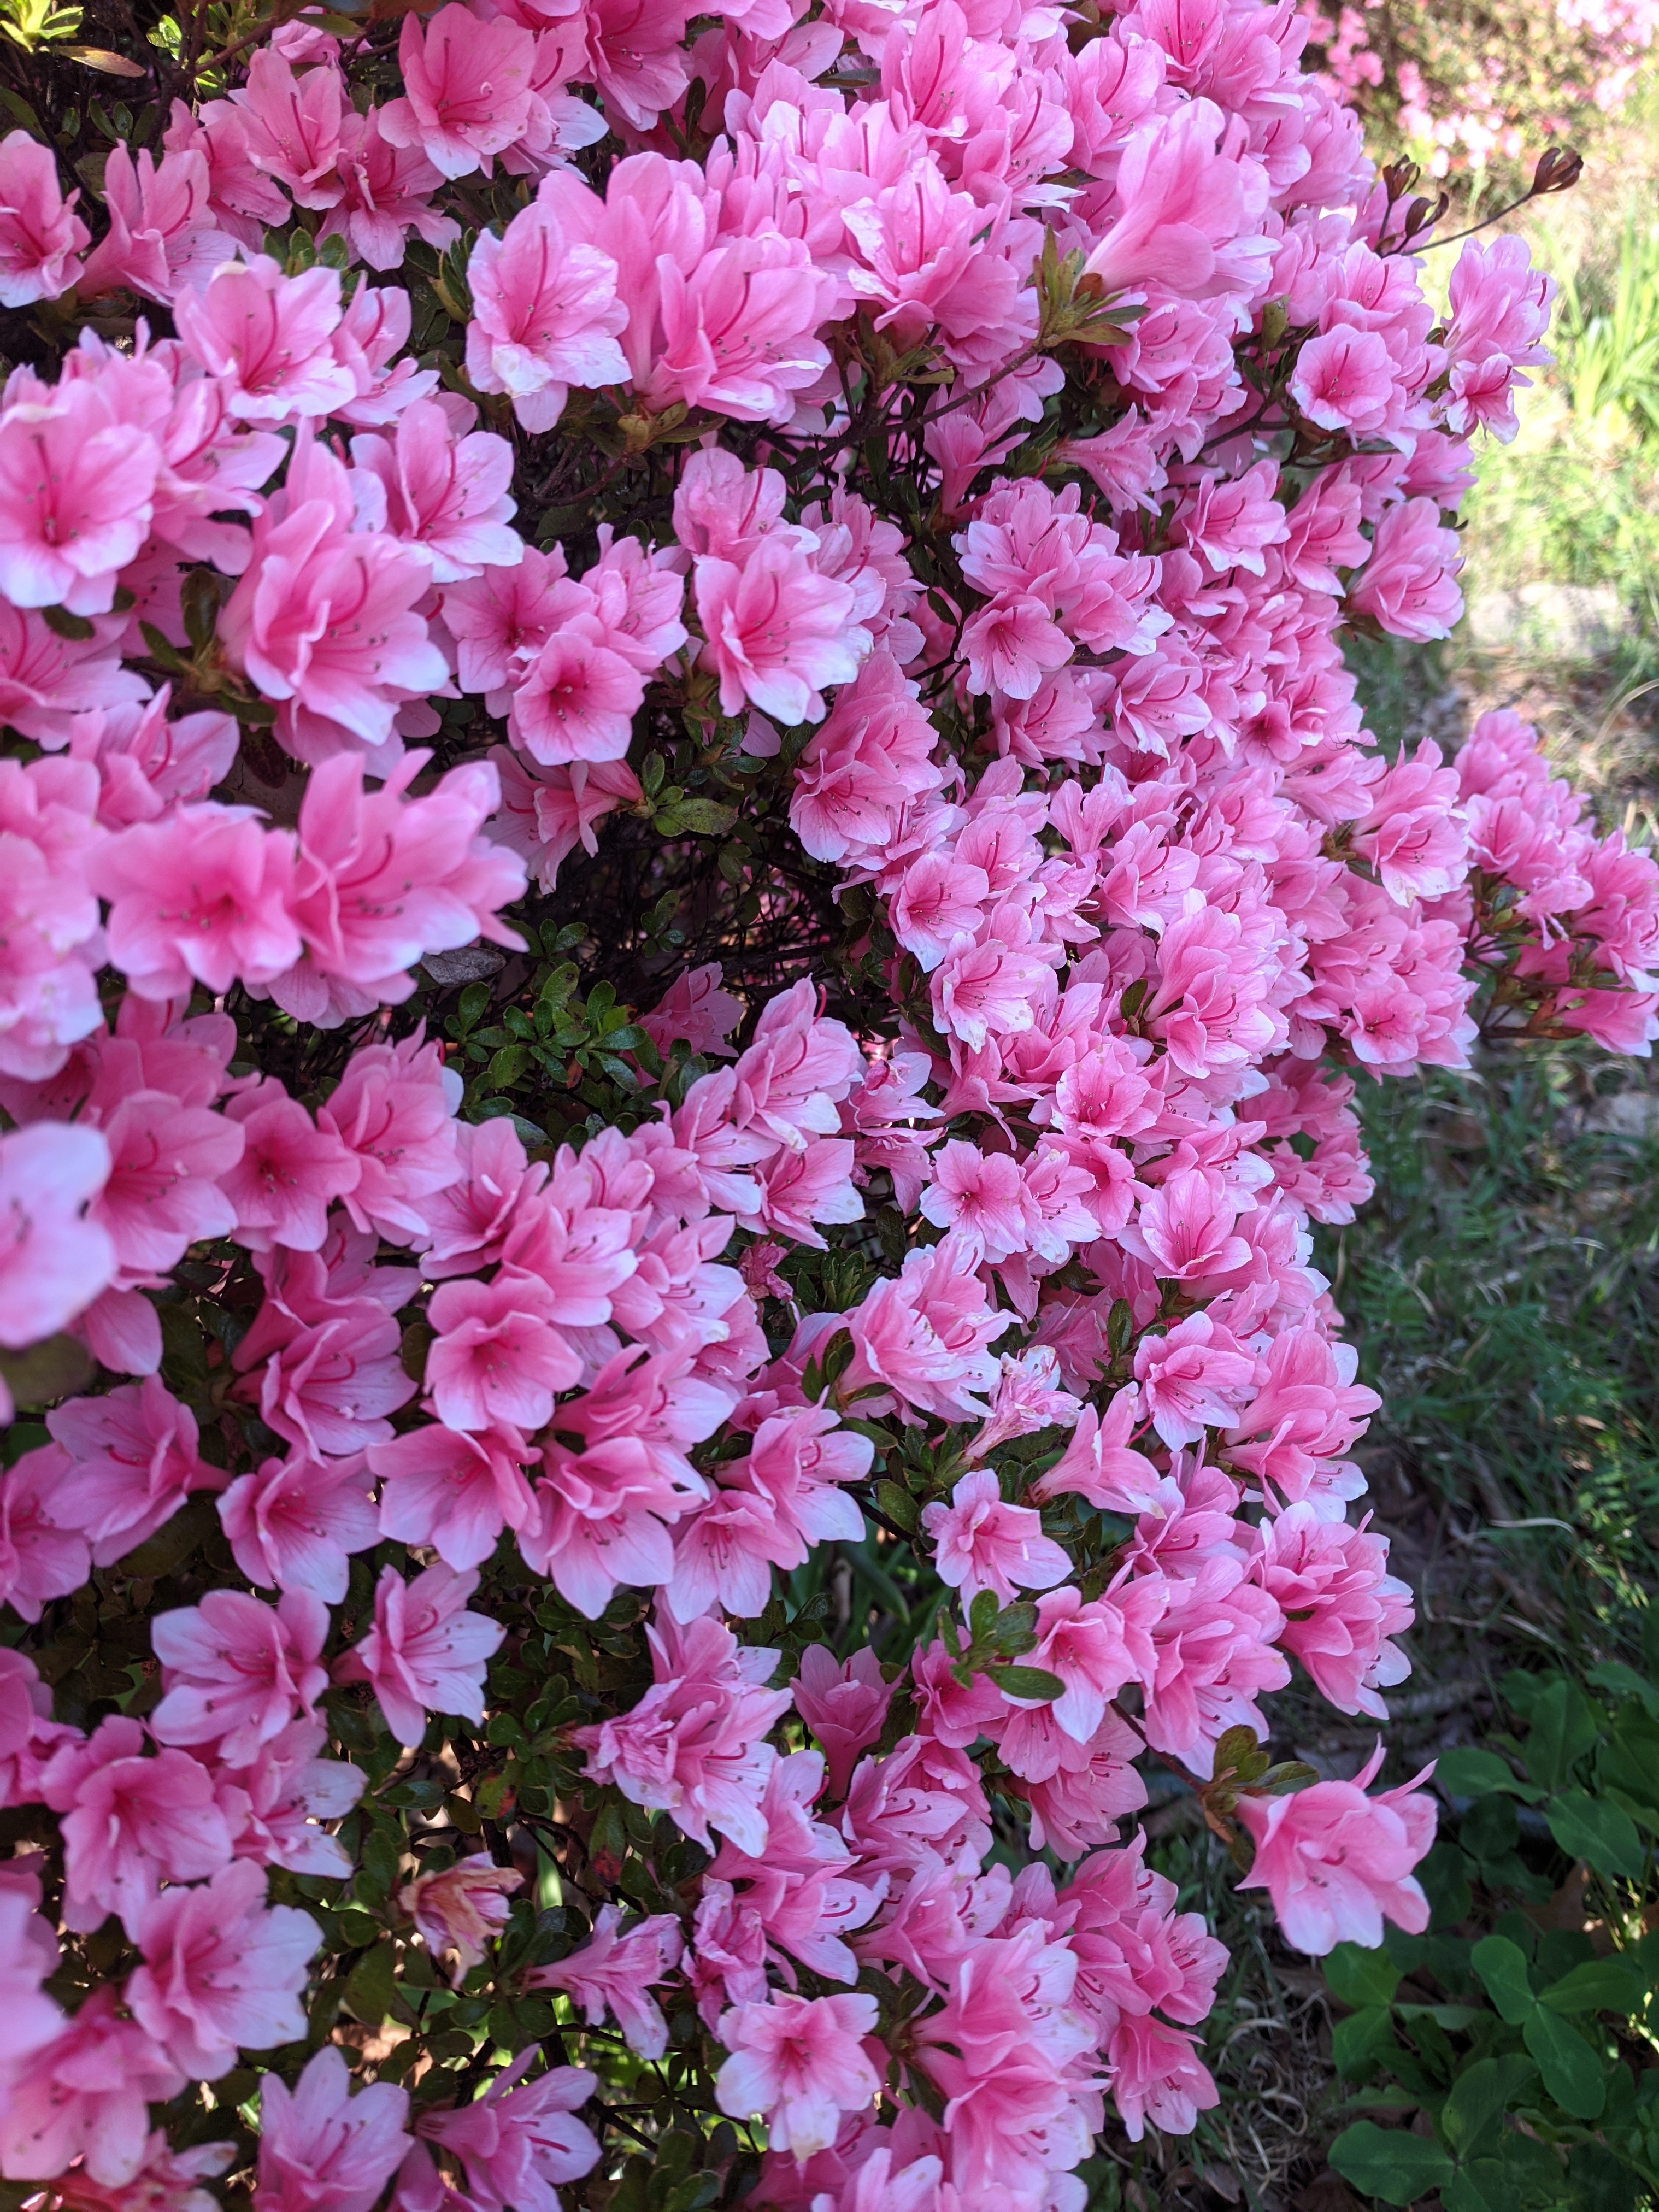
[530,1903,684,2060]
[0,1648,75,1808]
[87,1087,244,1284]
[1348,496,1464,643]
[921,1468,1070,1609]
[695,534,868,727]
[0,128,87,307]
[0,1121,115,1357]
[150,1589,331,1764]
[0,1985,184,2189]
[399,1852,525,1989]
[415,2056,599,2212]
[319,1031,463,1248]
[425,1272,581,1434]
[126,1857,321,2080]
[1032,1387,1173,1517]
[336,1562,505,1748]
[1236,1744,1437,1955]
[215,1715,366,1881]
[42,1714,235,1935]
[96,805,302,1002]
[220,1081,364,1252]
[173,255,357,423]
[0,1444,93,1621]
[792,1647,894,1801]
[372,1421,539,1573]
[380,7,539,180]
[256,2046,411,2212]
[465,199,628,432]
[523,1436,704,1619]
[715,1992,881,2160]
[576,1611,792,1857]
[219,1450,379,1602]
[843,1232,1015,1421]
[0,379,158,616]
[0,1879,63,2080]
[77,143,234,302]
[1108,2013,1220,2142]
[350,399,521,584]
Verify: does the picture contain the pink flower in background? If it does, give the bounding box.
[256,2047,411,2212]
[0,1878,63,2084]
[0,1985,184,2189]
[219,1451,379,1602]
[416,2057,599,2211]
[151,1589,331,1763]
[399,1854,524,1989]
[373,1422,539,1572]
[0,1121,114,1357]
[0,380,158,615]
[380,7,539,179]
[921,1468,1070,1609]
[0,130,87,306]
[1236,1744,1437,1954]
[126,1857,320,2079]
[77,143,234,301]
[336,1563,505,1747]
[715,1992,881,2159]
[43,1716,234,1936]
[530,1904,684,2059]
[791,1646,894,1799]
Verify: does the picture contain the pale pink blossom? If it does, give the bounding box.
[336,1562,505,1748]
[716,1992,881,2160]
[373,1421,539,1573]
[921,1468,1069,1609]
[0,1444,92,1617]
[150,1588,331,1764]
[465,199,628,432]
[256,2046,411,2212]
[1236,1744,1437,1954]
[77,143,235,302]
[0,379,157,616]
[415,2056,599,2212]
[399,1854,525,1989]
[0,130,87,307]
[126,1857,320,2080]
[530,1903,684,2058]
[173,256,357,423]
[695,534,869,727]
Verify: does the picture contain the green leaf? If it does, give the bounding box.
[1440,2054,1538,2161]
[996,1664,1064,1702]
[485,1044,530,1092]
[1522,2005,1606,2119]
[1586,1661,1659,1719]
[1538,1955,1646,2016]
[1332,2006,1397,2078]
[341,1941,400,2028]
[1523,1678,1599,1791]
[1544,1791,1646,1879]
[874,1479,919,1533]
[1434,1746,1545,1803]
[0,1333,93,1412]
[673,797,738,836]
[1326,1941,1403,2011]
[1471,1934,1537,2025]
[1328,2122,1455,2205]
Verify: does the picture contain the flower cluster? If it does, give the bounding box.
[0,0,1651,2205]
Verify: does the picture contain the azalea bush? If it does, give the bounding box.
[0,0,1655,2206]
[1299,0,1659,180]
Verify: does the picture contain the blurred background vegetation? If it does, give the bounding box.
[1082,64,1659,2212]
